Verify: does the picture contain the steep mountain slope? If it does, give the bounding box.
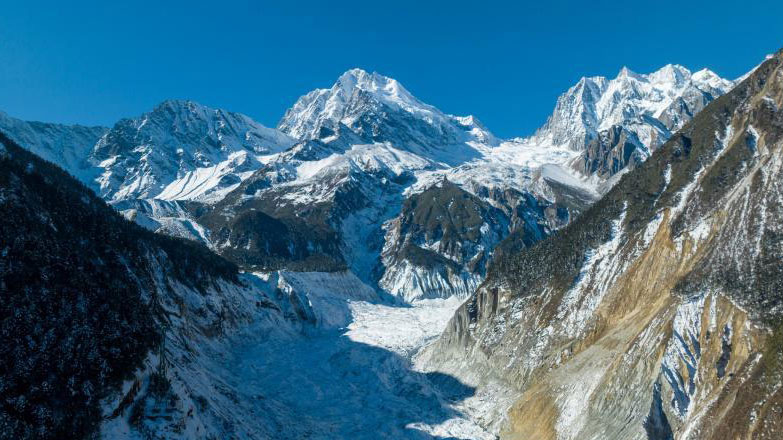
[420,51,783,439]
[0,132,238,439]
[0,111,107,182]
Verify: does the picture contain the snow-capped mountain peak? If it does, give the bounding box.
[334,68,424,111]
[90,99,295,201]
[278,68,498,150]
[646,63,690,86]
[530,63,735,152]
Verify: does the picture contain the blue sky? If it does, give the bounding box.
[1,0,781,138]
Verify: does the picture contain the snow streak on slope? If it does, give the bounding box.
[155,151,268,203]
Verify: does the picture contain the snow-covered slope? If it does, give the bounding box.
[93,100,295,202]
[0,111,107,183]
[0,101,296,204]
[531,64,734,152]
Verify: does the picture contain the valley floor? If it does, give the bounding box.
[228,295,496,439]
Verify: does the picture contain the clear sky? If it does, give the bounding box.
[1,0,781,138]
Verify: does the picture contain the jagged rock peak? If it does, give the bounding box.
[92,99,295,201]
[277,68,498,148]
[530,62,736,152]
[279,67,443,140]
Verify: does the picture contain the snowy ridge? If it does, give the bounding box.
[1,63,736,210]
[530,64,735,152]
[0,111,108,183]
[0,62,736,311]
[94,100,295,202]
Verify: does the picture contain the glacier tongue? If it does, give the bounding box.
[229,293,495,439]
[101,269,495,439]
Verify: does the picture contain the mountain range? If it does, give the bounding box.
[0,62,737,302]
[2,50,781,440]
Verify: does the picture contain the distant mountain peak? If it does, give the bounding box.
[531,63,736,152]
[617,65,641,80]
[278,68,496,150]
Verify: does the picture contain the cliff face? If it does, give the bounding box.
[419,51,783,439]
